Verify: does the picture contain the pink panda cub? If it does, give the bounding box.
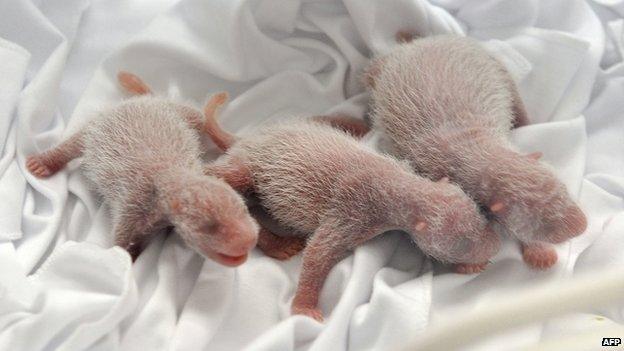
[200,94,501,321]
[26,72,258,266]
[366,34,587,269]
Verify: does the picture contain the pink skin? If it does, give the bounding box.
[366,34,587,269]
[247,199,308,260]
[25,73,258,265]
[202,95,501,321]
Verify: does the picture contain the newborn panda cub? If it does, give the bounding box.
[366,34,587,269]
[25,72,258,266]
[201,95,501,321]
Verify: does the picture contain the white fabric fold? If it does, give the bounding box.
[1,0,623,350]
[0,37,29,241]
[0,242,137,351]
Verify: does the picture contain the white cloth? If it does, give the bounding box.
[0,0,623,350]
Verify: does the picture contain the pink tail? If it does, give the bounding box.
[117,71,153,95]
[203,92,237,151]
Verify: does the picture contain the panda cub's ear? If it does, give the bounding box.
[117,71,153,96]
[489,201,505,213]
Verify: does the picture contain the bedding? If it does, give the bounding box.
[1,0,623,349]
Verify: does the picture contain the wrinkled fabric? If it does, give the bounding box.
[0,0,622,350]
